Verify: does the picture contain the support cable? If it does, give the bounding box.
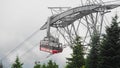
[6,42,53,68]
[0,28,40,61]
[103,0,120,4]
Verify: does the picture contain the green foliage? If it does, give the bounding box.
[66,36,85,68]
[86,34,100,68]
[33,60,58,68]
[34,62,41,68]
[0,61,3,68]
[42,64,47,68]
[11,56,23,68]
[47,60,58,68]
[98,15,120,68]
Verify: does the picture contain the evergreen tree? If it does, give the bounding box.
[66,36,85,68]
[42,64,46,68]
[46,60,58,68]
[86,34,100,68]
[0,61,3,68]
[98,15,120,68]
[11,56,23,68]
[33,60,58,68]
[34,62,41,68]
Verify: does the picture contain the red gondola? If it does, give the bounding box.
[40,36,63,54]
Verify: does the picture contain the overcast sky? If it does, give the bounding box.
[0,0,120,68]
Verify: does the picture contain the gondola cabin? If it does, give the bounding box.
[40,36,63,54]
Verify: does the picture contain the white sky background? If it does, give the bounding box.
[0,0,120,68]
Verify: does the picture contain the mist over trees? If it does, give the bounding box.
[9,15,120,68]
